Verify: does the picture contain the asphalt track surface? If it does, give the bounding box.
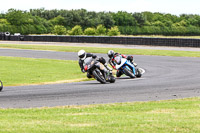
[0,44,200,108]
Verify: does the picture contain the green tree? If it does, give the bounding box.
[49,15,65,26]
[132,13,146,26]
[6,9,31,26]
[152,21,165,27]
[99,12,115,28]
[0,19,10,24]
[113,11,137,26]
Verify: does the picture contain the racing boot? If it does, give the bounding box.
[130,59,137,67]
[104,69,111,81]
[116,70,123,77]
[133,61,137,67]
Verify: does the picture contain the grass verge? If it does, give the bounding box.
[0,97,199,133]
[0,44,200,57]
[0,56,86,86]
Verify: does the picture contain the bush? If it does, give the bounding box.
[84,27,96,35]
[68,25,83,35]
[52,25,67,35]
[96,24,106,35]
[107,26,120,36]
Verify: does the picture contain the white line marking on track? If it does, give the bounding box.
[139,68,146,74]
[117,77,145,82]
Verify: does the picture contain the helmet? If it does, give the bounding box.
[78,50,86,60]
[107,50,114,58]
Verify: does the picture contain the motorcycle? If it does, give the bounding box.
[0,80,3,92]
[84,57,115,84]
[114,55,143,78]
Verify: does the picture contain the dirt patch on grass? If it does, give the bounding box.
[7,78,89,87]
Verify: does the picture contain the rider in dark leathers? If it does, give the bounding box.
[107,50,137,77]
[78,50,111,79]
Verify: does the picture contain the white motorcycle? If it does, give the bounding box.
[114,55,144,78]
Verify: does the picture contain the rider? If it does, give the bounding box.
[78,49,111,79]
[107,50,137,77]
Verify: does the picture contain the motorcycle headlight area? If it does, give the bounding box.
[114,56,121,65]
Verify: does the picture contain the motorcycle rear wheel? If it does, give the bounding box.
[92,69,106,84]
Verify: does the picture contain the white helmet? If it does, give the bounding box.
[78,50,86,60]
[107,50,114,58]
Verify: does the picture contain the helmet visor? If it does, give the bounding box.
[79,53,86,60]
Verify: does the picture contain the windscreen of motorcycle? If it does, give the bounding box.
[114,56,121,65]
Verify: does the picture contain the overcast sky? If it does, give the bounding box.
[1,0,200,15]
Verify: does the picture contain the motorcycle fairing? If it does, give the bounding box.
[116,58,136,75]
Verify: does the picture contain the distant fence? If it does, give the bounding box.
[1,33,200,47]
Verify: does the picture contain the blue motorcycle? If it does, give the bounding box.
[114,55,142,78]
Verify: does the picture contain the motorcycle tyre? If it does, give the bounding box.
[0,80,3,92]
[92,70,106,84]
[109,76,116,83]
[124,67,135,78]
[136,68,142,78]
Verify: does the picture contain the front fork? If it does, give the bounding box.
[123,63,136,75]
[95,63,109,79]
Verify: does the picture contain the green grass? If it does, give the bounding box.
[0,56,86,86]
[1,44,200,57]
[0,45,199,132]
[0,97,199,133]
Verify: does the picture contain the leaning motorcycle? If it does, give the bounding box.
[84,57,115,84]
[114,55,143,78]
[0,80,3,92]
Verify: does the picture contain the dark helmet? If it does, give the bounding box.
[78,50,86,60]
[107,50,114,58]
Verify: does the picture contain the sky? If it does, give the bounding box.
[1,0,200,15]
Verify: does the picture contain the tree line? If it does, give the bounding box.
[1,8,200,36]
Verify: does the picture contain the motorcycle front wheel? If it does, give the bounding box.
[109,75,116,83]
[92,69,106,84]
[0,80,3,92]
[123,67,135,78]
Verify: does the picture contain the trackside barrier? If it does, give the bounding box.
[0,35,200,47]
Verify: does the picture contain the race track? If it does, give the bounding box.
[0,47,200,108]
